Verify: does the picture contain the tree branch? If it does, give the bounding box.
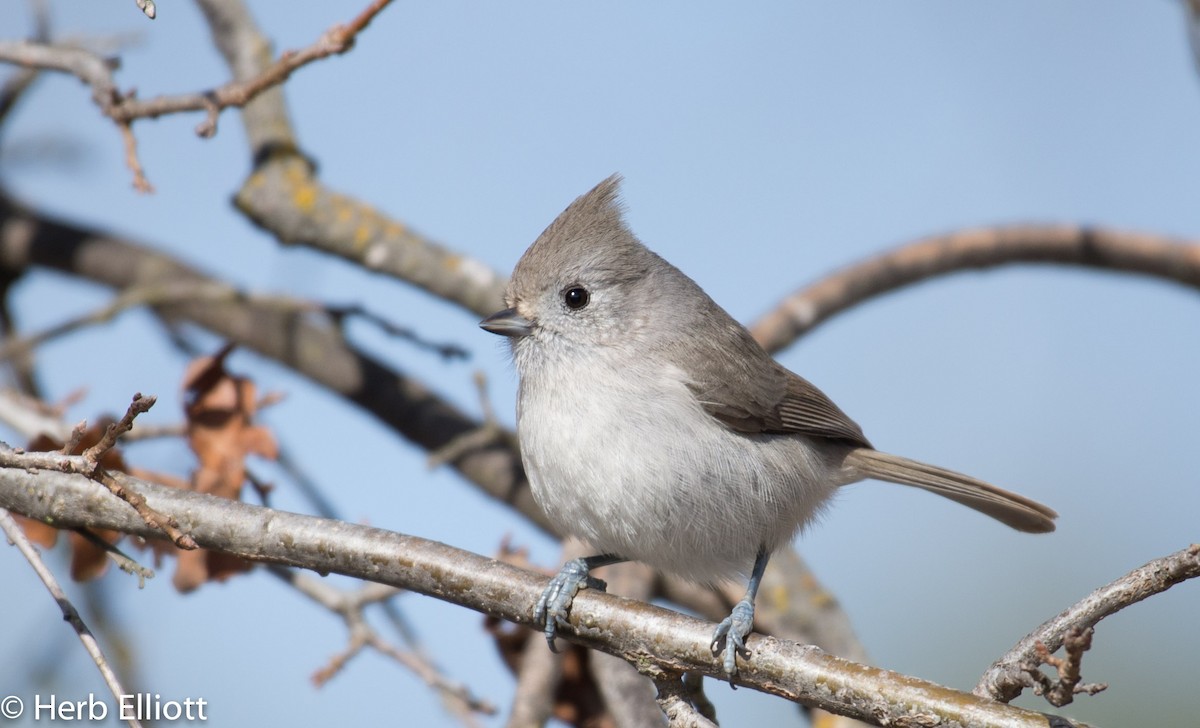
[1029,627,1107,707]
[0,462,1087,728]
[654,673,717,728]
[504,632,562,728]
[750,225,1200,354]
[975,543,1200,704]
[194,0,510,318]
[0,0,394,140]
[589,559,665,727]
[0,39,152,189]
[267,566,493,724]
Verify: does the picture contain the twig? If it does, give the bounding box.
[0,67,40,133]
[750,225,1200,354]
[326,303,470,361]
[0,394,196,549]
[0,0,391,134]
[242,466,274,506]
[312,627,369,686]
[117,119,152,192]
[1028,627,1107,707]
[192,0,510,319]
[98,470,193,548]
[269,566,494,724]
[0,508,143,728]
[0,0,392,187]
[51,387,87,415]
[275,444,341,520]
[0,273,41,398]
[976,543,1200,703]
[427,371,504,469]
[424,422,501,469]
[81,393,155,465]
[0,282,237,364]
[71,526,155,587]
[365,635,493,725]
[192,0,394,137]
[0,0,48,136]
[59,421,88,455]
[85,395,195,548]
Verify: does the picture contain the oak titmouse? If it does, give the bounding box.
[481,175,1056,677]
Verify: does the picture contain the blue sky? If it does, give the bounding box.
[0,2,1198,726]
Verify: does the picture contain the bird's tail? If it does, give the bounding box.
[842,448,1057,533]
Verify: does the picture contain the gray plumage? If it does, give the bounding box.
[482,175,1056,673]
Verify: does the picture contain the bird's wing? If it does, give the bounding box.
[683,328,870,447]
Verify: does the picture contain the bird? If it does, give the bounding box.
[480,174,1056,677]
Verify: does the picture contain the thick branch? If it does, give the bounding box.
[0,194,541,530]
[750,225,1200,354]
[194,0,509,318]
[0,465,1084,728]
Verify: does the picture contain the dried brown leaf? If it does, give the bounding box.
[168,346,280,590]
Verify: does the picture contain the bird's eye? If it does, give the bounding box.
[563,286,589,310]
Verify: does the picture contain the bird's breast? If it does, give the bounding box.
[514,355,839,582]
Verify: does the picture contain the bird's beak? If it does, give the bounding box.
[479,307,534,338]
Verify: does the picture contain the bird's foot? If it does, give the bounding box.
[710,596,755,678]
[533,557,608,651]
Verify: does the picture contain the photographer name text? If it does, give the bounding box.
[1,693,208,721]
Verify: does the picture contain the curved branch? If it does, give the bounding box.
[750,225,1200,354]
[975,544,1200,703]
[0,463,1085,728]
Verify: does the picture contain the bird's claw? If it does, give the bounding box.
[710,597,755,678]
[533,557,608,651]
